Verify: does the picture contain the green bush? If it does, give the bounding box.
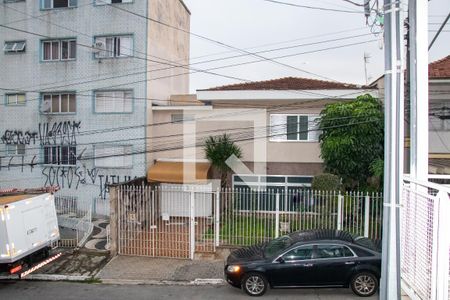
[311,173,341,191]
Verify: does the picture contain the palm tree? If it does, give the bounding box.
[204,134,242,187]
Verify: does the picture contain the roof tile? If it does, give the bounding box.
[429,55,450,79]
[202,77,367,91]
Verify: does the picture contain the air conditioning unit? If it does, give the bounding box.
[92,41,105,55]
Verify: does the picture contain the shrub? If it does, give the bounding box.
[311,173,341,191]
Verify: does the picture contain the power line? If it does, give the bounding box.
[0,112,374,156]
[2,2,372,89]
[259,0,362,13]
[340,0,368,7]
[0,32,377,106]
[0,30,374,98]
[429,11,450,50]
[0,92,377,157]
[3,118,380,169]
[96,0,346,82]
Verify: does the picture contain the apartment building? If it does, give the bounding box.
[0,0,190,203]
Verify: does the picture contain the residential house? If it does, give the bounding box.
[0,1,191,206]
[147,77,377,193]
[370,54,450,176]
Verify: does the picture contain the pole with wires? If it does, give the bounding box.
[380,0,404,298]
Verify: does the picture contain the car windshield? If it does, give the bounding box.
[264,235,293,257]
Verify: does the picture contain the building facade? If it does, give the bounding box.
[370,54,450,175]
[148,77,376,191]
[0,0,190,204]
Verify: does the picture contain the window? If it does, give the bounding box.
[42,0,77,9]
[281,245,314,262]
[94,35,133,58]
[44,145,77,165]
[6,144,25,156]
[95,145,132,168]
[171,114,195,123]
[270,114,320,141]
[95,0,132,4]
[42,39,76,61]
[41,93,76,113]
[3,41,26,53]
[94,90,132,113]
[315,245,354,259]
[6,94,26,105]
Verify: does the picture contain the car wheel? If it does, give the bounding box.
[242,273,268,297]
[351,272,378,297]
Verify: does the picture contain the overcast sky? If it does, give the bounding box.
[183,0,449,92]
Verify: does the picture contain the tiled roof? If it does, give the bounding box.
[429,55,450,79]
[202,77,368,91]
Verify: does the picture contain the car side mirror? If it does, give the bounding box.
[276,257,285,264]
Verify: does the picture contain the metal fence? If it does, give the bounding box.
[219,188,383,246]
[401,177,450,300]
[54,194,94,248]
[112,186,382,259]
[117,185,217,259]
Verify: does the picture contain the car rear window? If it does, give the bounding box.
[315,245,354,259]
[351,246,375,257]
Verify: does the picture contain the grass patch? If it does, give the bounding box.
[83,277,102,284]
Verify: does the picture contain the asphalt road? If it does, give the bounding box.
[0,281,377,300]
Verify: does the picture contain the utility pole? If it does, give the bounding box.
[409,0,428,182]
[380,0,404,298]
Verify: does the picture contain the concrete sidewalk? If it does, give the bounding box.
[96,256,225,284]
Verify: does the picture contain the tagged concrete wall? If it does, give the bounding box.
[0,1,190,205]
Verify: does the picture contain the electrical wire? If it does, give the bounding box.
[3,118,381,169]
[259,0,362,13]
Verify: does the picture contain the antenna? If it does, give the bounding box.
[364,52,371,85]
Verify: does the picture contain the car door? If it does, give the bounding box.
[266,244,316,287]
[311,244,357,286]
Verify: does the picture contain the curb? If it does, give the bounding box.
[0,274,91,281]
[0,274,225,286]
[99,278,226,286]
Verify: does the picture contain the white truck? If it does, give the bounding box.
[0,193,60,273]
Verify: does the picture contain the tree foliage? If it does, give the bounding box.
[204,134,242,187]
[318,94,384,189]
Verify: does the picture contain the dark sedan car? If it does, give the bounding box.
[224,230,381,297]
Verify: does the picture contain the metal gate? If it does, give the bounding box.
[117,185,218,259]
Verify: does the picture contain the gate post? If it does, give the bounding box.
[189,190,195,260]
[434,191,450,300]
[275,193,280,238]
[109,185,119,257]
[337,193,343,231]
[215,189,220,248]
[364,194,370,237]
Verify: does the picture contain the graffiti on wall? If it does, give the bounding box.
[41,166,137,198]
[1,120,138,197]
[1,121,81,146]
[38,121,81,146]
[1,130,38,145]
